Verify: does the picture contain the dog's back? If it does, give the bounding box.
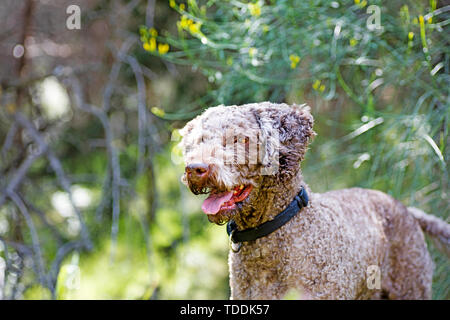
[309,188,434,299]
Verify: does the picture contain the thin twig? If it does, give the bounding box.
[125,55,148,176]
[0,236,33,257]
[48,240,83,296]
[7,192,49,291]
[64,76,120,258]
[146,0,156,28]
[103,39,135,112]
[22,198,66,244]
[0,148,43,208]
[12,112,92,250]
[1,120,18,160]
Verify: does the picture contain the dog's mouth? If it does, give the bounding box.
[201,184,253,215]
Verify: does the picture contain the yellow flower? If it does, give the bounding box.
[149,38,157,51]
[158,43,170,55]
[189,22,201,35]
[179,3,185,11]
[312,80,321,90]
[350,38,358,46]
[248,3,261,17]
[427,17,432,24]
[149,28,158,37]
[354,0,366,8]
[249,47,257,58]
[180,15,193,29]
[419,15,424,25]
[143,37,157,52]
[419,15,427,50]
[289,54,300,63]
[262,25,270,33]
[289,54,300,69]
[312,81,325,92]
[169,0,176,8]
[408,32,414,40]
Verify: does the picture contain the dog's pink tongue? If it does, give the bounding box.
[202,191,234,215]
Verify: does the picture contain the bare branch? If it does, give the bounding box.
[22,198,66,244]
[0,148,43,208]
[126,55,148,176]
[146,0,156,28]
[63,76,120,258]
[12,112,92,250]
[49,240,83,290]
[1,120,18,160]
[0,236,33,257]
[103,39,135,112]
[7,192,49,291]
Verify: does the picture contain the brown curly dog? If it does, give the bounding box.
[179,102,449,300]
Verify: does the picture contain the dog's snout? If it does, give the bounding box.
[185,163,210,181]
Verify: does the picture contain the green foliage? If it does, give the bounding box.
[146,0,448,107]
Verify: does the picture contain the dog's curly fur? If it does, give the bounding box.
[179,102,450,300]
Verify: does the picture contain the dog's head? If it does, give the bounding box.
[179,102,315,225]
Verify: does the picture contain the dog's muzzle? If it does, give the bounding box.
[185,163,211,195]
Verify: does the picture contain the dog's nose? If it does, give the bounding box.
[185,163,210,182]
[185,163,211,186]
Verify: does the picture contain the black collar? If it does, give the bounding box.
[226,187,309,246]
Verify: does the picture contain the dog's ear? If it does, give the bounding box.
[276,104,316,176]
[278,104,315,155]
[252,103,315,175]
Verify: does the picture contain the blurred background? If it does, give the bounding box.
[0,0,448,299]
